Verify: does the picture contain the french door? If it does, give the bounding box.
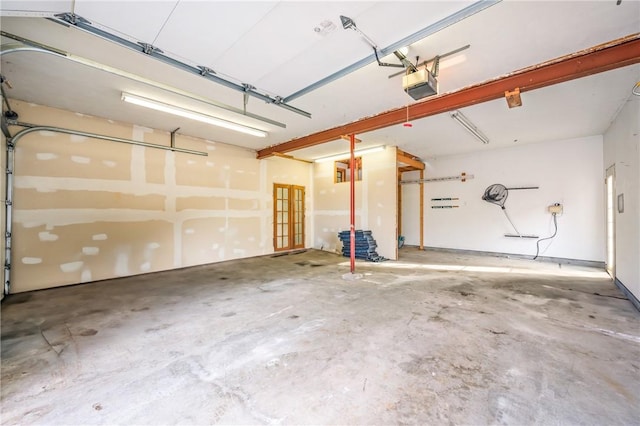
[273,184,305,251]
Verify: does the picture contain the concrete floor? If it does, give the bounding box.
[1,248,639,425]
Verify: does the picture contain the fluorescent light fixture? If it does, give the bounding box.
[314,145,386,163]
[121,92,267,138]
[450,110,489,144]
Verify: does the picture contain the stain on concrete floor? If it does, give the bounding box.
[1,248,639,425]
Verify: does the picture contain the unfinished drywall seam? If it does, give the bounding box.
[361,164,369,231]
[6,102,313,292]
[3,122,206,293]
[308,163,314,249]
[259,159,268,252]
[165,150,181,268]
[131,126,149,185]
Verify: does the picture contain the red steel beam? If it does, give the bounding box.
[257,34,640,159]
[349,133,356,274]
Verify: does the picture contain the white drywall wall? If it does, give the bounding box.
[402,136,604,261]
[7,100,313,292]
[604,94,639,302]
[314,147,397,260]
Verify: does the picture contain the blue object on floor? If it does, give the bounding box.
[338,230,387,262]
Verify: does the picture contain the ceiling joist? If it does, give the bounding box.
[397,149,425,170]
[257,33,640,159]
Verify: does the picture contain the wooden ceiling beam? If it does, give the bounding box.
[257,34,640,159]
[397,149,425,170]
[398,166,419,173]
[340,135,362,143]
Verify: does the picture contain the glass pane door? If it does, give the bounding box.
[273,184,305,251]
[274,184,289,250]
[292,186,305,248]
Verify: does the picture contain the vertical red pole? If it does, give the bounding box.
[349,133,356,274]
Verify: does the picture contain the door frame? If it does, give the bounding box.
[273,183,305,251]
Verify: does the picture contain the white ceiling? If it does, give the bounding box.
[1,1,639,161]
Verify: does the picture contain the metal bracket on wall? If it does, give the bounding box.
[170,127,180,149]
[401,173,474,184]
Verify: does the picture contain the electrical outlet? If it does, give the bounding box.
[548,203,563,214]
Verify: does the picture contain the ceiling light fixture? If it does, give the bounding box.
[450,110,489,144]
[314,145,386,163]
[121,93,268,138]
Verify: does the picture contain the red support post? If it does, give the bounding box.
[349,134,356,274]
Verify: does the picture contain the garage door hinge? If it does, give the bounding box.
[138,42,163,55]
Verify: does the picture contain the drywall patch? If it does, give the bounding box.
[184,228,195,234]
[70,134,88,143]
[131,145,146,184]
[92,233,108,241]
[38,231,59,242]
[187,160,197,165]
[141,242,159,273]
[115,252,129,276]
[22,257,42,265]
[102,160,117,168]
[71,156,91,164]
[82,247,100,255]
[60,261,83,273]
[38,131,56,137]
[206,161,215,167]
[81,269,92,282]
[36,153,58,161]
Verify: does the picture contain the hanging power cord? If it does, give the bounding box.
[534,212,558,260]
[482,184,521,236]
